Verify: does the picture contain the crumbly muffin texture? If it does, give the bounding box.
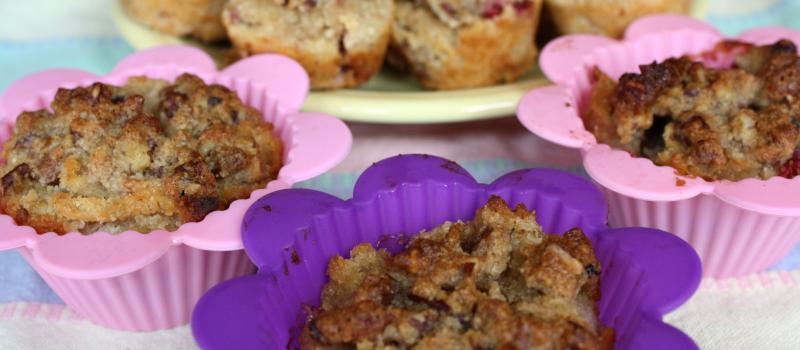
[423,0,524,27]
[300,196,614,349]
[391,0,541,90]
[0,73,282,234]
[122,0,229,43]
[586,39,800,181]
[223,0,394,89]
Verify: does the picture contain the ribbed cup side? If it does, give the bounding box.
[595,238,645,350]
[603,189,800,278]
[20,246,255,331]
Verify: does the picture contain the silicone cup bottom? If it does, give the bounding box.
[19,247,255,331]
[193,155,701,350]
[602,189,800,278]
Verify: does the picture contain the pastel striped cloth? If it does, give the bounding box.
[2,0,800,349]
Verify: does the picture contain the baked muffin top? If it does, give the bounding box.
[300,196,614,349]
[224,0,395,89]
[586,39,800,181]
[0,73,282,234]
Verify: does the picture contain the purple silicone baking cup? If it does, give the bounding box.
[191,154,701,350]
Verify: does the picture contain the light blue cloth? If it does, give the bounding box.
[0,252,61,304]
[2,1,800,304]
[0,39,134,91]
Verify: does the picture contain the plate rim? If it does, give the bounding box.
[111,0,551,124]
[111,0,706,124]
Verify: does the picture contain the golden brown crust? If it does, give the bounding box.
[586,40,800,181]
[228,30,391,90]
[0,74,282,234]
[300,196,613,349]
[222,0,394,89]
[543,0,693,38]
[122,0,228,43]
[391,0,542,90]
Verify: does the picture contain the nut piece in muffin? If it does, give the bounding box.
[122,0,228,43]
[542,0,693,38]
[0,73,283,234]
[586,39,800,181]
[222,0,395,89]
[391,0,542,90]
[300,196,614,349]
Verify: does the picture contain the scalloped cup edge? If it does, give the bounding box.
[0,46,340,279]
[197,155,700,349]
[528,19,800,216]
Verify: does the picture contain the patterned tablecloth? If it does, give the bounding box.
[2,0,800,348]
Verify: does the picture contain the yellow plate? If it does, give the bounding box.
[111,0,706,124]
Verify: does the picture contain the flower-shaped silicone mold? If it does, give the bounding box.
[517,15,800,278]
[0,46,352,330]
[192,154,701,350]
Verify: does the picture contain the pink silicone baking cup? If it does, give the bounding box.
[517,15,800,278]
[0,46,353,330]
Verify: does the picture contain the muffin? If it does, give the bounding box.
[542,0,693,38]
[586,39,800,181]
[390,0,542,90]
[0,73,283,234]
[300,196,614,349]
[121,0,228,43]
[222,0,394,89]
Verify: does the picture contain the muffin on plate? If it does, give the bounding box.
[586,39,800,181]
[0,73,283,234]
[542,0,693,38]
[390,0,542,90]
[121,0,228,43]
[222,0,394,89]
[300,196,614,349]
